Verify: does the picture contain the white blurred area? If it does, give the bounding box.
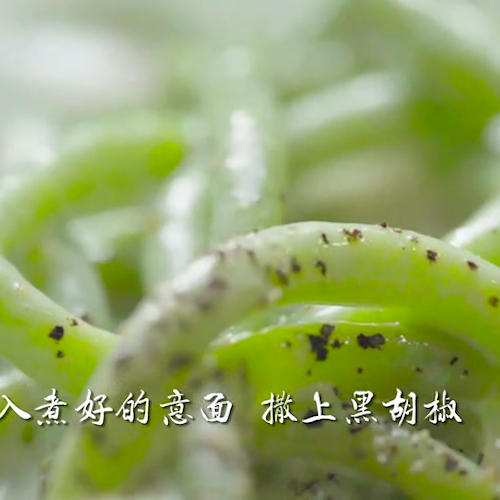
[0,2,165,172]
[0,0,333,171]
[0,0,332,118]
[0,10,162,132]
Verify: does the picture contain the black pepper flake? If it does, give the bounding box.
[208,278,227,290]
[444,454,459,472]
[308,334,328,361]
[320,324,335,339]
[70,318,78,327]
[302,409,323,427]
[343,228,363,242]
[56,351,64,359]
[458,468,468,476]
[290,257,301,273]
[321,233,330,245]
[331,339,343,349]
[466,260,478,270]
[415,367,423,374]
[197,300,212,312]
[426,250,438,262]
[276,268,289,286]
[246,249,257,263]
[449,356,458,366]
[306,369,312,376]
[349,425,364,434]
[333,386,339,397]
[301,480,319,494]
[462,369,469,376]
[478,452,484,465]
[357,333,386,350]
[378,222,388,228]
[80,313,92,324]
[315,259,327,276]
[357,367,363,374]
[326,472,337,482]
[489,295,499,307]
[48,325,64,342]
[305,480,318,490]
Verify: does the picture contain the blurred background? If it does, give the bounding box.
[3,0,500,238]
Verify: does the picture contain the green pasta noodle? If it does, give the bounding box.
[21,236,113,331]
[46,221,500,499]
[286,72,410,170]
[0,113,185,256]
[140,146,215,292]
[0,254,114,396]
[199,55,287,246]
